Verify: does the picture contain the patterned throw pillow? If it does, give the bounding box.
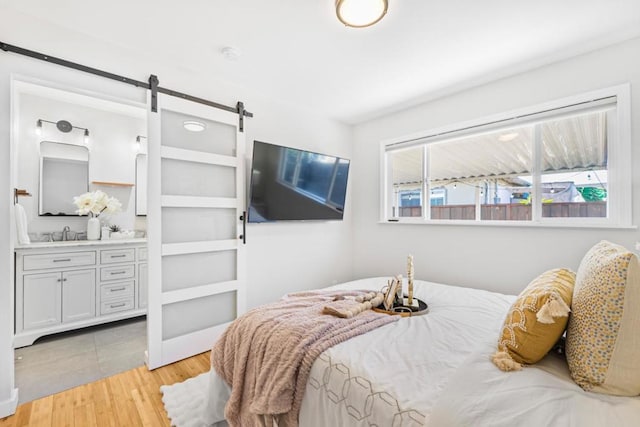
[566,241,640,396]
[493,268,575,371]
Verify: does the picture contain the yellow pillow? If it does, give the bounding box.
[493,268,575,371]
[566,241,640,396]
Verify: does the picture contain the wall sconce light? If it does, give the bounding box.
[36,118,90,145]
[335,0,388,28]
[135,135,147,152]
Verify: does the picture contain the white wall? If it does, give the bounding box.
[0,16,352,416]
[0,59,17,419]
[352,36,640,295]
[16,91,146,234]
[244,109,354,307]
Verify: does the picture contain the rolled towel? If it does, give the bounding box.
[323,292,384,318]
[15,203,30,244]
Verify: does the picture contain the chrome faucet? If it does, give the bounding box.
[62,226,71,241]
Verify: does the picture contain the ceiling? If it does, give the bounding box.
[1,1,639,124]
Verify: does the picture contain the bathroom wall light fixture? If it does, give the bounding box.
[37,118,90,145]
[135,135,147,152]
[183,120,206,132]
[336,0,388,28]
[56,120,73,133]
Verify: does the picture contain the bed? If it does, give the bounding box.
[167,277,640,426]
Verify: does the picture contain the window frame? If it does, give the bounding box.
[379,84,633,228]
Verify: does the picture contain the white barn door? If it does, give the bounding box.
[146,94,246,369]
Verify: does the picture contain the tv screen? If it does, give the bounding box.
[248,141,350,223]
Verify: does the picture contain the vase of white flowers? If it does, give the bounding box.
[73,190,122,240]
[86,217,101,241]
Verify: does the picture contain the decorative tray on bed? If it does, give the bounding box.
[373,296,429,317]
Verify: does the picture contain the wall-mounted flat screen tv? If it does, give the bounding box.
[248,141,350,223]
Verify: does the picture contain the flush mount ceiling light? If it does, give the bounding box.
[336,0,388,28]
[498,132,519,142]
[221,46,241,62]
[183,120,206,132]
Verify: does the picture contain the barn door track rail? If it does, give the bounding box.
[0,41,253,131]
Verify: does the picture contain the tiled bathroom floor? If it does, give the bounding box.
[14,316,147,403]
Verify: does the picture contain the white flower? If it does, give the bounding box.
[73,192,96,216]
[103,196,122,214]
[94,190,109,211]
[73,190,122,217]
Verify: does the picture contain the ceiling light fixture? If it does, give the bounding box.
[336,0,388,28]
[221,46,241,62]
[183,120,206,132]
[498,132,519,142]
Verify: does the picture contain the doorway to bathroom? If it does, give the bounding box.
[11,77,149,404]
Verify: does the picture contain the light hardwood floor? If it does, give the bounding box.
[0,351,211,427]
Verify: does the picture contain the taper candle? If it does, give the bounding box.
[407,255,414,305]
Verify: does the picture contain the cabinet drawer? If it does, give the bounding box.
[23,251,96,271]
[100,281,134,301]
[138,247,148,261]
[100,249,135,264]
[100,297,134,315]
[100,264,135,281]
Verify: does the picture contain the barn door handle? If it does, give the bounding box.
[239,211,246,245]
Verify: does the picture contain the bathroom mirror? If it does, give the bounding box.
[39,141,89,216]
[135,153,147,216]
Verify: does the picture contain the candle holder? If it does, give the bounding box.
[373,295,429,317]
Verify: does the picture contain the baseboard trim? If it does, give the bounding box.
[0,388,19,419]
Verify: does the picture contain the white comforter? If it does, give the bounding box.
[202,277,640,426]
[429,343,640,427]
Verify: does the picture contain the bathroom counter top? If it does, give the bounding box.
[15,238,147,250]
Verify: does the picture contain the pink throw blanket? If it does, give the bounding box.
[211,290,398,427]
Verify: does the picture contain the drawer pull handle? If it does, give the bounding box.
[110,287,126,292]
[111,271,127,275]
[110,303,126,308]
[53,259,71,263]
[111,254,127,258]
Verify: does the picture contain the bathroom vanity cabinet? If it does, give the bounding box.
[14,239,147,347]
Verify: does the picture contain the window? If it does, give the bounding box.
[382,85,631,227]
[279,148,348,209]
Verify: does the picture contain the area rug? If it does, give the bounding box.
[161,372,211,427]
